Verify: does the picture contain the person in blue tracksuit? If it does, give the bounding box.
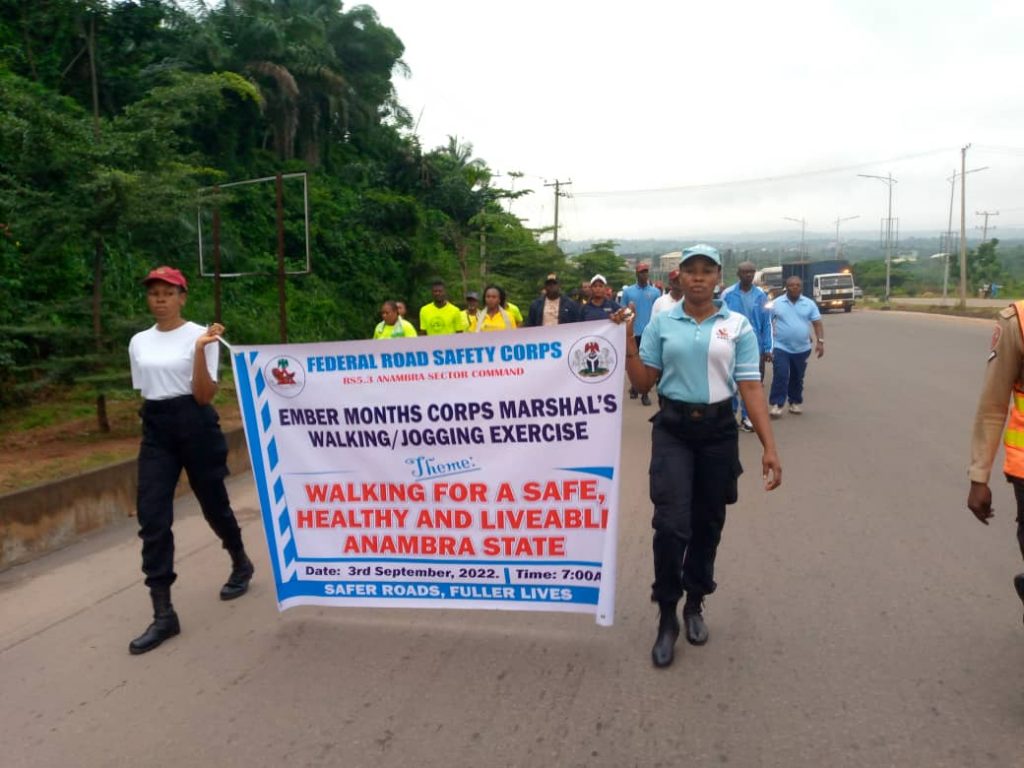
[720,261,773,431]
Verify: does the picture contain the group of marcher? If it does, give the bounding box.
[372,271,636,339]
[720,264,824,427]
[374,263,826,428]
[124,250,1024,672]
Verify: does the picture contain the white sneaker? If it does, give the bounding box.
[788,403,803,414]
[769,404,783,418]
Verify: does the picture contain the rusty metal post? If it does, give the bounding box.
[212,186,222,324]
[275,172,288,342]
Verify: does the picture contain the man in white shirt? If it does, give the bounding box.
[650,268,682,320]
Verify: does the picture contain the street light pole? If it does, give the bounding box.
[783,216,806,260]
[834,215,859,259]
[858,173,898,303]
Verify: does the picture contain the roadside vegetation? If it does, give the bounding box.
[1,2,632,425]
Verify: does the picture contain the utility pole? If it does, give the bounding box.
[958,144,971,309]
[976,209,999,243]
[834,215,859,259]
[782,216,806,260]
[858,172,898,303]
[544,179,572,247]
[943,165,987,298]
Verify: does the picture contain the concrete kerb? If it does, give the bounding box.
[0,428,250,571]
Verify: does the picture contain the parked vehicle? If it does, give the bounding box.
[781,260,856,312]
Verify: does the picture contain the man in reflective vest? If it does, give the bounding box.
[968,300,1024,624]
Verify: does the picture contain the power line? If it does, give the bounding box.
[544,179,572,247]
[976,209,999,242]
[975,144,1024,156]
[572,148,953,198]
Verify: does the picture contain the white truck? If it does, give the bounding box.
[811,271,856,313]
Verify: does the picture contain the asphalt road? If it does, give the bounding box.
[2,310,1023,768]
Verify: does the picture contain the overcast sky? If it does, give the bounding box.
[369,0,1024,243]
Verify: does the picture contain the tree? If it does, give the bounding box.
[573,241,630,292]
[0,0,564,410]
[972,238,1005,290]
[421,137,494,295]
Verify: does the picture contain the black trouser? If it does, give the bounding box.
[649,398,742,604]
[137,396,243,589]
[1009,479,1024,562]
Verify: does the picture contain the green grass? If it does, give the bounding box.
[0,386,138,435]
[861,302,998,320]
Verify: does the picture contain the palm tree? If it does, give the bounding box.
[191,0,407,166]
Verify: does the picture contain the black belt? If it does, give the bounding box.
[142,395,196,413]
[660,397,732,422]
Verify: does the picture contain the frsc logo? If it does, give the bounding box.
[264,355,306,398]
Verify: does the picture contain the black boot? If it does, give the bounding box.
[683,595,709,646]
[1014,573,1024,625]
[651,601,680,668]
[220,548,254,601]
[129,587,180,655]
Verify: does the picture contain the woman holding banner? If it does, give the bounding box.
[126,266,254,655]
[613,244,782,668]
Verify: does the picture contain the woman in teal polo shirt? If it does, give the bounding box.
[616,244,782,668]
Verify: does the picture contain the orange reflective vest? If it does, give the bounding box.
[1004,300,1024,477]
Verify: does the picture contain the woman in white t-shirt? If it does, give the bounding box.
[126,266,254,655]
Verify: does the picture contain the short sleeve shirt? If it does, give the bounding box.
[770,294,821,353]
[477,309,516,331]
[418,302,468,335]
[621,283,662,335]
[506,302,524,327]
[129,321,218,400]
[579,299,622,322]
[651,292,680,320]
[639,301,760,403]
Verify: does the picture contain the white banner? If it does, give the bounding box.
[231,321,625,625]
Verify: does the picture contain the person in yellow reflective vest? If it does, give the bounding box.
[968,300,1024,624]
[373,300,417,339]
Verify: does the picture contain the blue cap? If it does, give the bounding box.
[681,244,721,266]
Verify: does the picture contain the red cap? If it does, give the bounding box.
[636,262,650,272]
[143,266,188,290]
